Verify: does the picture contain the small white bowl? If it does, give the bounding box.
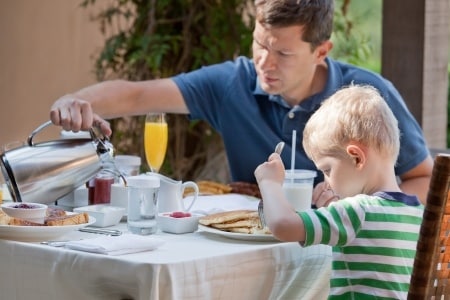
[74,204,125,227]
[157,212,201,234]
[1,202,48,224]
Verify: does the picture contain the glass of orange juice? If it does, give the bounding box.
[144,113,168,172]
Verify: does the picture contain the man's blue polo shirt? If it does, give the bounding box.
[172,56,429,184]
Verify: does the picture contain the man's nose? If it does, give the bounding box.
[259,50,275,70]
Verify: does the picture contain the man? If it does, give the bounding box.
[50,0,433,205]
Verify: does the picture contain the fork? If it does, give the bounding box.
[258,141,285,228]
[258,200,266,228]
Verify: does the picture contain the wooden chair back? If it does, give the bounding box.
[408,153,450,299]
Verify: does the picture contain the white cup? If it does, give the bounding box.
[111,183,129,214]
[73,186,89,207]
[283,169,317,212]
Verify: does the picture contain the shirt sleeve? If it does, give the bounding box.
[299,197,365,247]
[171,57,256,131]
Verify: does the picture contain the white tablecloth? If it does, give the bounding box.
[0,195,332,300]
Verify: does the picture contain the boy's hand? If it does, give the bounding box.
[254,153,285,185]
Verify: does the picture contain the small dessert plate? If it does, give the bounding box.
[157,212,201,234]
[1,202,48,224]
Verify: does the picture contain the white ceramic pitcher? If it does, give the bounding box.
[149,173,199,213]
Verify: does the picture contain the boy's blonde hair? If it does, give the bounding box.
[303,84,400,164]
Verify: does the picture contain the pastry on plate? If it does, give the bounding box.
[199,210,271,235]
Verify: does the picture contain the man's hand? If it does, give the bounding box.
[50,94,112,136]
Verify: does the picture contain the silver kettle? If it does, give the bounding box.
[0,121,116,204]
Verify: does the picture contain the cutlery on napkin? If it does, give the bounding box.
[64,234,165,255]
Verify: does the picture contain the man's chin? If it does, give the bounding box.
[260,82,281,95]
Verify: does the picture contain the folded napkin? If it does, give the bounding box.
[64,234,165,255]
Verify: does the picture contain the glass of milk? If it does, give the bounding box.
[283,170,317,212]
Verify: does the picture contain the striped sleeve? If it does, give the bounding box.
[299,197,365,247]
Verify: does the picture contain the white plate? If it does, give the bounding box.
[0,215,96,242]
[198,224,280,242]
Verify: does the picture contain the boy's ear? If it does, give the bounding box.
[346,144,366,169]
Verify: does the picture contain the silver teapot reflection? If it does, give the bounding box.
[0,121,118,204]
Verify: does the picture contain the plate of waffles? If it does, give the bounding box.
[198,209,280,242]
[198,224,279,242]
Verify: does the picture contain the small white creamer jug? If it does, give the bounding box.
[148,173,199,213]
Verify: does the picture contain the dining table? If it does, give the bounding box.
[0,194,332,300]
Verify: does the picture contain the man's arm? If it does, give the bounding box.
[50,78,187,134]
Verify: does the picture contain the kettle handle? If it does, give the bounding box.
[27,120,53,146]
[27,120,102,146]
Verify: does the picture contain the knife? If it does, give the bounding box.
[79,227,122,236]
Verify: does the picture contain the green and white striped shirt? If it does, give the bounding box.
[299,192,423,299]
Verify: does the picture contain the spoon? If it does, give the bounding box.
[275,141,285,155]
[79,227,122,236]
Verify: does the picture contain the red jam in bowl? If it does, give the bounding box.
[11,203,40,209]
[169,211,192,218]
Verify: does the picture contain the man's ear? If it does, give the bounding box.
[346,144,366,169]
[315,40,333,62]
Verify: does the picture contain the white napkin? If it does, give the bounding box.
[64,234,165,255]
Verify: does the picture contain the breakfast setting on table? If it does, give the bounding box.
[0,117,331,300]
[0,108,307,235]
[0,119,313,246]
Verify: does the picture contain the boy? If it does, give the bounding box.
[255,85,423,299]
